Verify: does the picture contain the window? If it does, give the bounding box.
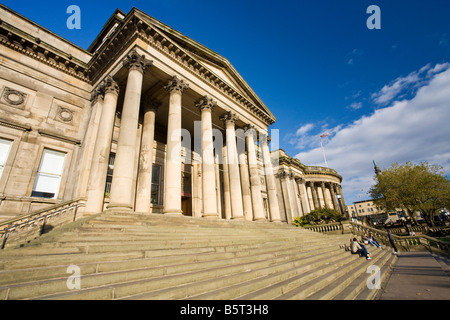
[31,149,66,199]
[104,152,115,196]
[0,138,12,178]
[151,165,162,205]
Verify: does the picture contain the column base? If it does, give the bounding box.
[231,216,244,220]
[271,219,283,223]
[106,203,133,211]
[203,213,219,219]
[163,209,183,216]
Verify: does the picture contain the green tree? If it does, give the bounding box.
[293,208,342,227]
[369,162,450,227]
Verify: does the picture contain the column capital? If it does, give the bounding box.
[123,50,153,74]
[195,95,217,112]
[220,111,239,125]
[244,124,256,132]
[103,76,120,96]
[279,170,288,179]
[165,75,189,94]
[91,85,104,105]
[295,176,305,184]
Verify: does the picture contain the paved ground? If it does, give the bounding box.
[378,251,450,300]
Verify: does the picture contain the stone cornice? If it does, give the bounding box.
[0,21,90,82]
[278,154,342,182]
[37,129,81,145]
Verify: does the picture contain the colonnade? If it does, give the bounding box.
[278,171,346,223]
[84,49,283,222]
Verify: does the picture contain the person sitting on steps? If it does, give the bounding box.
[368,232,381,248]
[350,237,372,260]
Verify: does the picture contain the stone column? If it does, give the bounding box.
[85,77,119,214]
[320,181,329,209]
[135,97,160,213]
[195,96,218,219]
[237,135,253,221]
[280,171,293,224]
[220,112,244,220]
[244,125,265,221]
[336,184,348,217]
[222,144,232,220]
[289,173,300,218]
[261,134,281,222]
[108,50,152,210]
[310,182,320,210]
[296,177,311,215]
[330,183,340,211]
[163,76,189,215]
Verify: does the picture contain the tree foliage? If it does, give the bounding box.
[293,208,343,227]
[368,161,450,226]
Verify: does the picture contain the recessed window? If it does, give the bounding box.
[31,149,66,199]
[151,165,162,205]
[0,138,12,178]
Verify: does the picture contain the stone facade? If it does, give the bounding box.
[0,5,347,223]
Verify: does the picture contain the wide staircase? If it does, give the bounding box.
[0,211,397,300]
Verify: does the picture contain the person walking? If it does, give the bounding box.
[387,229,398,254]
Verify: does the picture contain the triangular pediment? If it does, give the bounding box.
[132,8,276,124]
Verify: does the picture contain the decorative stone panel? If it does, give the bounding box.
[1,87,28,110]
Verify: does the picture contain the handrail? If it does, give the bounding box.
[0,197,86,249]
[348,221,450,256]
[301,221,450,256]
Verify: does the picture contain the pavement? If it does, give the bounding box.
[378,251,450,300]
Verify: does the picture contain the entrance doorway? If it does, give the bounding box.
[181,163,192,216]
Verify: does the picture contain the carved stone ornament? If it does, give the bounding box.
[164,75,189,94]
[56,106,74,123]
[123,50,153,74]
[103,76,120,95]
[219,111,239,125]
[195,95,217,112]
[2,87,27,107]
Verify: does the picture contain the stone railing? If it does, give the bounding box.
[303,222,346,234]
[302,221,450,256]
[0,197,86,249]
[349,222,450,257]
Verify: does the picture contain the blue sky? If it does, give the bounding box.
[3,0,450,204]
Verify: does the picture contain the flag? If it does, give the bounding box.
[320,134,329,138]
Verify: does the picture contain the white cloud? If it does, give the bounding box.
[347,102,362,110]
[294,63,450,204]
[295,123,314,136]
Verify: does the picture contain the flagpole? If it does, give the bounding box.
[320,135,329,168]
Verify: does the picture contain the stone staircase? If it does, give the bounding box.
[0,211,397,300]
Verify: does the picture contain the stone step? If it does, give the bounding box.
[0,209,393,300]
[271,248,387,300]
[39,243,347,300]
[342,252,398,300]
[177,248,346,301]
[0,239,329,285]
[305,248,394,300]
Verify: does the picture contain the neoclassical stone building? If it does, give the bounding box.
[0,5,347,223]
